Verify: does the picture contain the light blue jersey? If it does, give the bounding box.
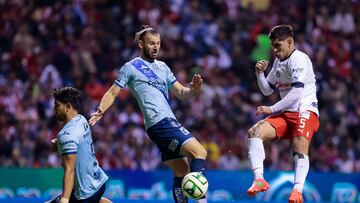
[114,57,177,129]
[57,115,108,200]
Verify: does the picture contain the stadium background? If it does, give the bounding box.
[0,0,359,202]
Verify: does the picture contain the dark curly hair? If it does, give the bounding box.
[269,24,294,41]
[52,87,82,112]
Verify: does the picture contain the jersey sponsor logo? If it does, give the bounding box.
[169,139,179,152]
[147,78,166,92]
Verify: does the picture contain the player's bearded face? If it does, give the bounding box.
[271,38,292,60]
[54,101,67,122]
[142,34,160,60]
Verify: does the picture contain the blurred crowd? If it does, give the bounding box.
[0,0,359,173]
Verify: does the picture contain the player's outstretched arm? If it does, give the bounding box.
[89,84,121,126]
[170,74,202,100]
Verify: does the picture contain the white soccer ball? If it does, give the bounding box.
[181,172,208,199]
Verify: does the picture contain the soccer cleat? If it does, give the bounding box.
[247,178,270,196]
[288,189,303,203]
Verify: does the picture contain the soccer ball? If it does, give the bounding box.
[181,172,208,199]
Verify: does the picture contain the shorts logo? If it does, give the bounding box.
[180,127,190,135]
[169,139,179,152]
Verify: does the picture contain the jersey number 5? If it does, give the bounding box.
[299,118,306,129]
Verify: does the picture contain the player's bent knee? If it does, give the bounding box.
[248,124,262,138]
[248,127,256,138]
[182,139,207,159]
[249,121,276,141]
[190,142,207,159]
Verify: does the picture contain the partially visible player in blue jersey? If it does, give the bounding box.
[89,25,208,203]
[46,87,111,203]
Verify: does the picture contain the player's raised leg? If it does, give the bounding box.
[247,120,276,196]
[181,138,207,173]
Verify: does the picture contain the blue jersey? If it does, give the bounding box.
[115,57,177,129]
[57,115,108,200]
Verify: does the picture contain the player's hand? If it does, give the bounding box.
[255,60,269,74]
[256,106,273,116]
[50,138,58,151]
[89,108,104,126]
[51,138,57,145]
[190,74,203,94]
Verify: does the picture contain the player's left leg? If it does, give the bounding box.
[289,111,319,203]
[247,118,281,196]
[166,158,190,203]
[181,138,208,203]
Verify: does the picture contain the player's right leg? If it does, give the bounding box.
[247,119,279,196]
[180,138,207,173]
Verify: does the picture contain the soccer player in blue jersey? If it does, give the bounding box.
[89,25,208,203]
[47,87,111,203]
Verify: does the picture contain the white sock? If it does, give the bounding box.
[197,197,207,203]
[248,138,265,179]
[293,153,309,193]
